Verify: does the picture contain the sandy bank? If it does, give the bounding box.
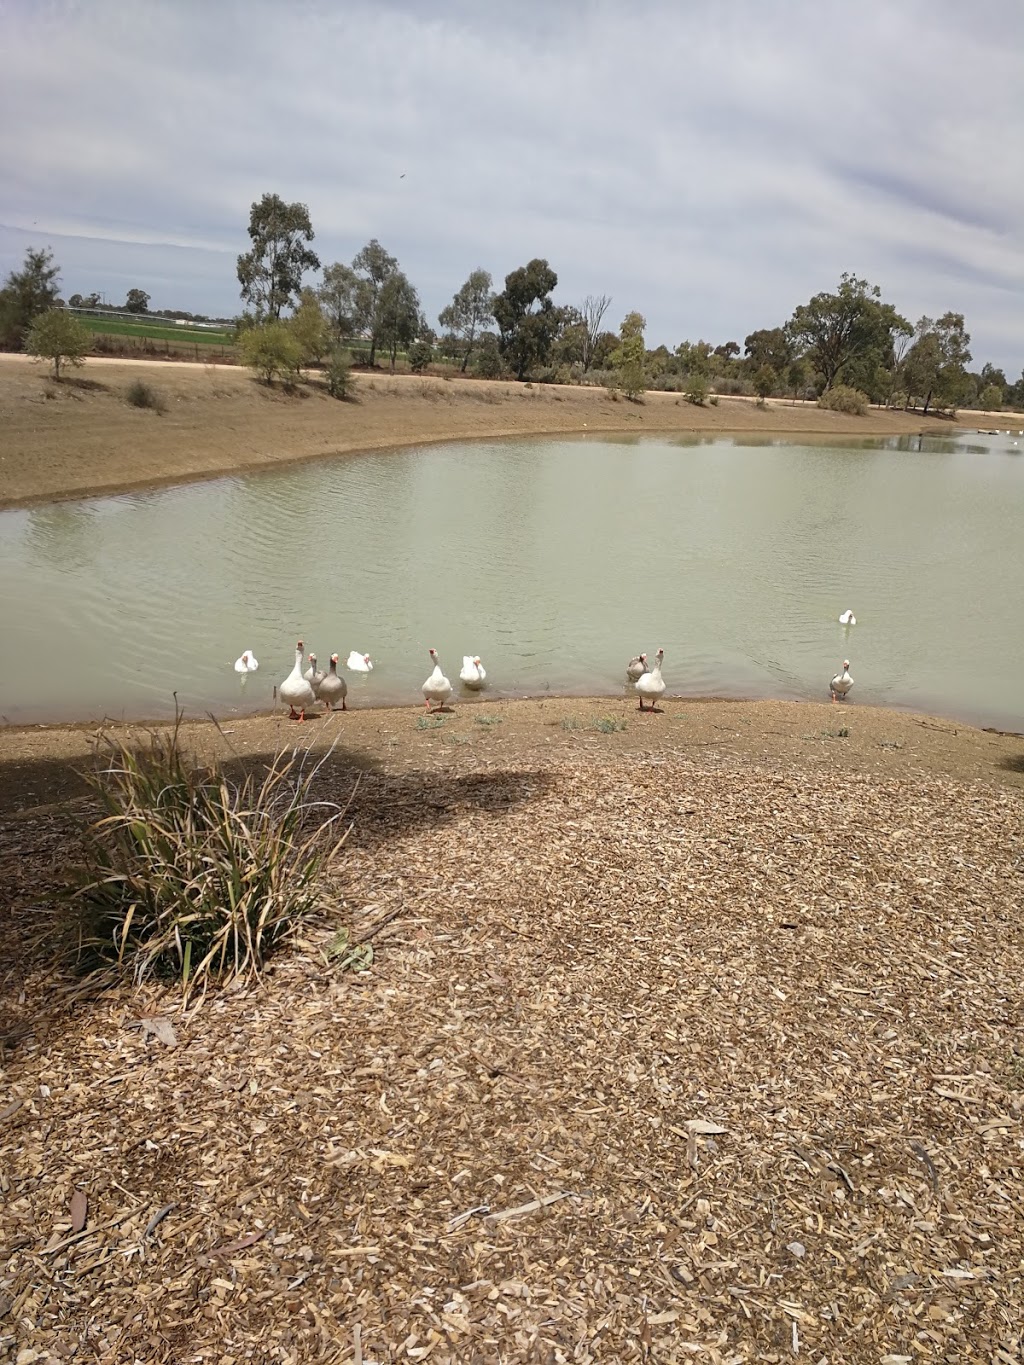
[0,355,980,509]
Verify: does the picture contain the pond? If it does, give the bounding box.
[1,430,1021,729]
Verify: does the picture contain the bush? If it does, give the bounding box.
[818,384,869,416]
[239,321,303,384]
[408,340,433,373]
[125,378,166,413]
[24,307,89,380]
[64,716,352,995]
[978,384,1003,412]
[325,349,354,399]
[685,375,709,406]
[473,347,503,379]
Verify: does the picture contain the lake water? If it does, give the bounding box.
[1,431,1022,729]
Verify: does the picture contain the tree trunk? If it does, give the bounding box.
[369,338,376,367]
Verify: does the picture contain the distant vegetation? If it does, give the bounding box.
[3,195,1023,413]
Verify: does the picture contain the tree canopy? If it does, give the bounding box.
[24,306,89,379]
[493,259,559,381]
[0,247,61,349]
[125,288,150,314]
[237,193,320,321]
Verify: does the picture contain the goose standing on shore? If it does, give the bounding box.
[830,660,854,702]
[347,651,373,672]
[460,656,487,689]
[234,650,259,673]
[422,648,453,712]
[280,641,317,721]
[318,654,348,711]
[304,652,326,696]
[626,654,648,682]
[636,648,666,712]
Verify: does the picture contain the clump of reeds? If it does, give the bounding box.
[64,714,351,995]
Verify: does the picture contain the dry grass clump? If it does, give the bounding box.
[64,717,351,994]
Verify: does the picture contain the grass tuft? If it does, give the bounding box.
[63,713,352,997]
[125,378,167,414]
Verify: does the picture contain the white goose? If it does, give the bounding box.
[318,654,348,712]
[280,641,318,721]
[830,659,854,702]
[234,650,259,673]
[422,648,453,712]
[636,648,666,711]
[347,651,373,672]
[460,655,487,689]
[626,654,648,682]
[838,610,856,626]
[304,652,326,696]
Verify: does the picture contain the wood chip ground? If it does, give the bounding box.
[2,719,1023,1363]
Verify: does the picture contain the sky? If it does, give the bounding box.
[1,0,1022,372]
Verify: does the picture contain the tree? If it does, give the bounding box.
[408,340,433,373]
[714,341,740,360]
[236,193,320,321]
[376,272,422,372]
[288,287,330,365]
[903,313,972,414]
[580,294,612,372]
[68,293,84,308]
[978,384,1003,412]
[787,274,908,392]
[0,246,61,349]
[438,268,495,372]
[239,320,303,385]
[24,307,89,379]
[493,259,559,381]
[753,364,777,403]
[610,311,647,399]
[125,288,150,314]
[743,327,792,375]
[318,262,362,342]
[352,239,399,366]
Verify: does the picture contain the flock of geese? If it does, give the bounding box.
[234,616,856,721]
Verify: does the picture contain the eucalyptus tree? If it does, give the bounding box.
[438,268,495,371]
[237,193,320,320]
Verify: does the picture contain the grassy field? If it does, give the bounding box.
[81,316,235,345]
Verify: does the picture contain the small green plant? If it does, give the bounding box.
[125,378,167,413]
[818,384,868,415]
[321,927,373,973]
[561,716,584,731]
[592,717,627,734]
[325,349,354,399]
[474,714,503,726]
[64,715,352,995]
[416,715,447,730]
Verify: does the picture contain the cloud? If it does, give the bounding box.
[1,0,1021,368]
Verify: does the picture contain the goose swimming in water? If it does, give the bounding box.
[460,656,486,689]
[347,651,373,672]
[830,659,853,702]
[838,610,856,626]
[234,650,258,673]
[626,654,648,682]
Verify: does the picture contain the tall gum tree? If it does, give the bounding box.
[237,193,320,321]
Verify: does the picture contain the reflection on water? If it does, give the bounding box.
[0,431,1021,728]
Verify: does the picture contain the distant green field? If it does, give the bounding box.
[81,317,236,346]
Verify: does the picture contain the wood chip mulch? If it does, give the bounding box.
[2,746,1023,1363]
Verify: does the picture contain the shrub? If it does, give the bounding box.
[24,308,89,380]
[818,383,869,416]
[978,384,1002,412]
[685,375,709,406]
[753,364,777,402]
[325,349,354,400]
[125,379,166,413]
[239,321,303,385]
[709,394,720,406]
[408,340,433,373]
[473,347,503,379]
[64,716,352,995]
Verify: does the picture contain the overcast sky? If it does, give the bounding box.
[1,0,1021,371]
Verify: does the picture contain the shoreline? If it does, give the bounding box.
[1,695,1021,819]
[2,354,1003,511]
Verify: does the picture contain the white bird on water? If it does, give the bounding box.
[347,651,373,672]
[422,648,453,712]
[838,610,857,626]
[626,654,648,682]
[636,648,666,712]
[830,660,854,702]
[460,655,487,689]
[234,650,259,673]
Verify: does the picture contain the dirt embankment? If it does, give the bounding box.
[0,354,984,509]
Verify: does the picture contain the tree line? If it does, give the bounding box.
[3,190,1022,413]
